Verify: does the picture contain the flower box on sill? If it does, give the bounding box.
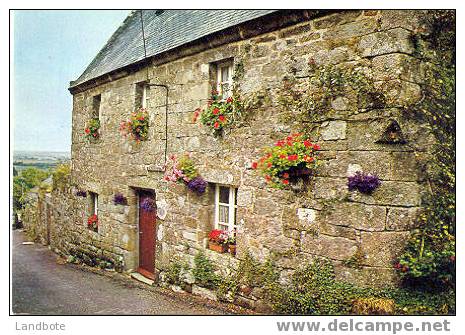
[208,241,228,253]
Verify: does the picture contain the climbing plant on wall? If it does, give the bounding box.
[277,60,386,133]
[395,10,455,289]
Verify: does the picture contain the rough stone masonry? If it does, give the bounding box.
[22,10,435,310]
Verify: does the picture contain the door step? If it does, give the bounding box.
[130,272,154,286]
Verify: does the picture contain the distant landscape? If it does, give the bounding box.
[13,150,70,172]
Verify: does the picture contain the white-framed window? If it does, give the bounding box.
[89,192,98,216]
[214,185,237,231]
[216,61,233,100]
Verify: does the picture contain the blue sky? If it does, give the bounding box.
[13,10,130,152]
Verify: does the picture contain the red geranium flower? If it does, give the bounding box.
[265,175,272,182]
[226,97,233,103]
[85,128,90,134]
[219,115,226,122]
[282,179,289,185]
[313,144,321,150]
[279,154,286,159]
[275,140,285,147]
[287,154,298,161]
[283,172,290,179]
[251,162,258,169]
[214,121,220,129]
[303,140,312,147]
[213,108,220,115]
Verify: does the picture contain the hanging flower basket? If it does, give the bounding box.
[84,118,100,141]
[140,198,155,212]
[119,108,149,143]
[75,190,87,197]
[163,154,208,195]
[194,90,242,135]
[113,193,128,205]
[253,133,320,189]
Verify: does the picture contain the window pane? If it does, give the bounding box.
[221,83,230,99]
[218,205,229,224]
[219,186,229,203]
[221,66,229,82]
[218,223,229,231]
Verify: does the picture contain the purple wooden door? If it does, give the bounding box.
[138,191,156,279]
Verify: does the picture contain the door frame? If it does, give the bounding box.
[134,188,156,280]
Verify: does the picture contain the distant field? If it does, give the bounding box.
[14,161,64,172]
[13,150,70,173]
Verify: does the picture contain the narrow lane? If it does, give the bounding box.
[11,230,229,315]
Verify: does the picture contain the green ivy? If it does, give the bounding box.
[396,10,455,290]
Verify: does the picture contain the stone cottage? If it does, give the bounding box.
[24,9,435,305]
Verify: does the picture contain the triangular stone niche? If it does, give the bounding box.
[375,119,407,145]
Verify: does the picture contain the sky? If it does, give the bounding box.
[13,10,130,153]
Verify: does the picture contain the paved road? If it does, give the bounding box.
[11,230,233,315]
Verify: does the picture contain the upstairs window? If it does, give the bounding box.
[214,60,233,100]
[214,185,237,232]
[135,82,149,110]
[89,192,98,216]
[92,94,101,120]
[88,192,99,232]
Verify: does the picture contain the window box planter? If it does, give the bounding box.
[208,241,228,253]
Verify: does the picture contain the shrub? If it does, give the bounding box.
[192,251,219,289]
[52,163,71,192]
[351,297,395,315]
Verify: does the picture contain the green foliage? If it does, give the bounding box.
[84,118,100,141]
[119,108,149,142]
[177,155,198,180]
[52,163,71,192]
[253,133,320,189]
[68,247,124,272]
[13,167,49,211]
[397,10,455,289]
[264,258,454,315]
[192,251,219,289]
[236,252,279,288]
[199,93,240,133]
[277,62,385,129]
[164,260,186,286]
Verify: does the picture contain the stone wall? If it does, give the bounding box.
[23,10,434,310]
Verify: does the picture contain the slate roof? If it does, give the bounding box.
[70,10,277,88]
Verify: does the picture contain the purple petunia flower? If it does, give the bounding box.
[140,198,155,211]
[187,177,208,195]
[113,193,127,205]
[348,171,381,194]
[76,190,87,197]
